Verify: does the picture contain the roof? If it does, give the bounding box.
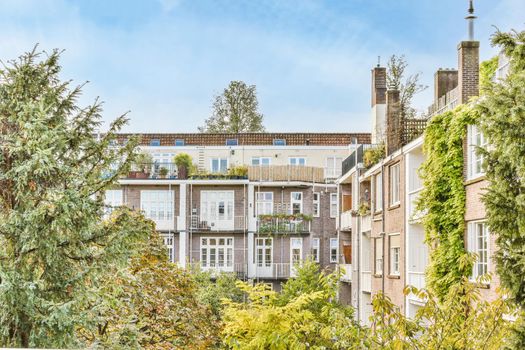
[114,132,371,147]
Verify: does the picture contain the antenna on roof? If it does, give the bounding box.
[377,56,381,67]
[466,0,477,41]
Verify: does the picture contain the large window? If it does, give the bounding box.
[468,125,487,179]
[313,192,320,217]
[326,157,343,178]
[389,163,400,206]
[104,189,123,216]
[256,192,274,216]
[256,238,273,267]
[252,157,271,166]
[289,157,306,166]
[140,190,174,222]
[200,237,234,270]
[290,192,303,214]
[374,173,383,212]
[330,193,338,218]
[311,238,320,262]
[468,222,489,280]
[374,237,383,275]
[211,158,228,173]
[291,238,303,266]
[200,191,234,231]
[330,238,338,263]
[389,234,400,276]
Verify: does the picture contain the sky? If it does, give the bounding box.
[1,0,524,133]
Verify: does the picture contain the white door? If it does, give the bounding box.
[255,238,273,277]
[290,238,303,277]
[201,191,234,230]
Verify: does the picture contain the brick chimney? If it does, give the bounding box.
[386,89,402,155]
[434,69,458,103]
[457,41,479,104]
[371,66,387,144]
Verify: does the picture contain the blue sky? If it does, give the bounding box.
[1,0,524,133]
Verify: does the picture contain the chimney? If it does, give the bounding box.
[386,89,402,155]
[434,69,458,103]
[371,66,387,144]
[458,0,479,104]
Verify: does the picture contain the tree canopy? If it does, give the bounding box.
[199,80,265,133]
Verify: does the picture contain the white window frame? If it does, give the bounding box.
[375,237,383,275]
[289,157,306,166]
[311,238,320,262]
[326,156,343,178]
[251,157,272,166]
[374,173,383,212]
[163,234,174,262]
[389,163,400,206]
[256,237,273,267]
[200,237,234,271]
[256,192,274,216]
[210,157,229,173]
[389,233,400,276]
[313,192,320,217]
[468,221,489,281]
[104,189,123,216]
[290,238,303,266]
[140,190,174,230]
[467,125,487,180]
[290,192,303,214]
[330,238,338,263]
[330,193,338,218]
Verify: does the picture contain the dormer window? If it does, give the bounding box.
[273,139,286,146]
[150,139,161,146]
[175,139,185,146]
[226,138,238,146]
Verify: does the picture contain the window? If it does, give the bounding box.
[200,191,234,230]
[163,234,174,262]
[256,238,273,267]
[175,139,185,146]
[389,164,400,206]
[313,192,320,217]
[200,237,234,270]
[290,192,303,214]
[104,189,123,216]
[140,190,174,222]
[374,237,383,275]
[211,158,228,173]
[256,192,274,216]
[150,139,161,146]
[389,234,400,276]
[330,238,338,263]
[311,238,320,262]
[273,139,286,146]
[289,157,306,166]
[226,138,238,146]
[291,238,303,266]
[468,222,489,280]
[330,193,338,218]
[326,157,343,178]
[153,153,176,175]
[252,157,271,166]
[468,125,487,179]
[374,173,383,212]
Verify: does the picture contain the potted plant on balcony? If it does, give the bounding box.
[159,167,169,179]
[129,152,153,179]
[228,165,248,179]
[174,153,193,180]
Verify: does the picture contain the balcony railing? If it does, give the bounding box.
[408,189,426,223]
[340,264,352,282]
[361,214,371,233]
[126,162,178,179]
[256,215,311,234]
[189,215,246,232]
[341,144,379,175]
[253,263,291,279]
[361,271,372,293]
[407,271,426,303]
[191,262,248,279]
[340,210,353,231]
[248,165,325,183]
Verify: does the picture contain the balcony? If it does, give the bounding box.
[189,215,247,232]
[408,189,426,223]
[340,210,353,231]
[191,262,248,279]
[407,271,426,303]
[253,263,291,279]
[361,271,372,293]
[340,264,352,282]
[256,214,311,234]
[248,165,325,183]
[125,162,178,179]
[361,214,371,233]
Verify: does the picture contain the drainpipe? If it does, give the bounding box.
[381,163,386,323]
[356,166,361,320]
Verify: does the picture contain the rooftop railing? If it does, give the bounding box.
[256,214,312,234]
[248,165,325,183]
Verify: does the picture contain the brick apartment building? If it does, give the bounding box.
[106,132,370,289]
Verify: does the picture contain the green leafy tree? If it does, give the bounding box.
[199,80,265,133]
[0,48,150,348]
[476,28,525,347]
[194,271,245,320]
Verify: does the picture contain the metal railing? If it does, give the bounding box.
[340,264,352,282]
[340,210,353,231]
[256,216,311,234]
[189,215,247,232]
[191,262,248,279]
[341,144,380,175]
[253,263,291,279]
[408,189,426,223]
[126,162,178,179]
[407,271,426,302]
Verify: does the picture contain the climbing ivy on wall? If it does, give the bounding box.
[417,104,478,300]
